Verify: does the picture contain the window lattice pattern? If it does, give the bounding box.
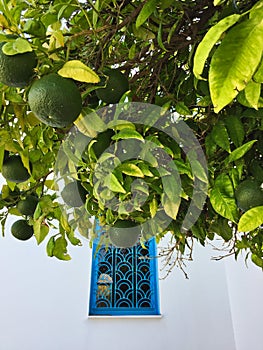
[89,239,160,316]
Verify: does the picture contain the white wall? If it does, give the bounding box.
[1,218,262,350]
[0,178,262,350]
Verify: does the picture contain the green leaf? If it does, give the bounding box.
[238,206,263,232]
[251,254,263,268]
[175,101,191,115]
[112,128,144,141]
[74,109,106,135]
[173,159,193,179]
[136,0,158,28]
[224,115,245,147]
[33,219,49,244]
[191,159,208,183]
[46,236,55,257]
[210,218,233,241]
[149,197,158,218]
[209,18,263,112]
[2,38,33,55]
[58,60,100,83]
[161,194,180,220]
[52,236,71,261]
[213,0,227,5]
[0,145,4,172]
[104,173,126,193]
[253,58,263,83]
[211,120,230,152]
[210,173,239,222]
[118,163,145,178]
[193,14,240,79]
[226,140,257,163]
[243,80,261,109]
[237,91,263,109]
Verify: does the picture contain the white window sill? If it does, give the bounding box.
[88,314,163,319]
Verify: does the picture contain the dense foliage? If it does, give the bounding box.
[0,0,262,274]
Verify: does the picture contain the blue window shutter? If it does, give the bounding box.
[89,224,160,316]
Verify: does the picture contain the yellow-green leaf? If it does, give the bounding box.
[193,14,240,79]
[2,38,33,55]
[104,173,126,194]
[209,18,263,113]
[244,80,261,109]
[58,60,100,83]
[136,0,159,28]
[238,206,263,232]
[161,194,180,220]
[118,163,145,177]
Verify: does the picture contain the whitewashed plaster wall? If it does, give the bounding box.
[0,179,262,350]
[0,213,262,350]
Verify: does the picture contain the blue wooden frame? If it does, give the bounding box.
[89,224,160,316]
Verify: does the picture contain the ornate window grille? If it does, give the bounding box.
[89,226,160,316]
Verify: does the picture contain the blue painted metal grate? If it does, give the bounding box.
[89,239,160,316]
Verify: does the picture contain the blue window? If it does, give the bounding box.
[89,225,160,316]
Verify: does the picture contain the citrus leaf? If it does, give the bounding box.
[210,173,239,222]
[193,14,240,79]
[238,206,263,232]
[136,0,159,28]
[52,236,71,261]
[251,254,263,268]
[112,128,144,141]
[191,159,208,183]
[0,145,4,172]
[253,58,263,83]
[118,163,145,178]
[161,194,180,220]
[226,140,257,163]
[74,109,106,135]
[149,197,158,217]
[224,115,245,147]
[243,80,261,109]
[58,60,100,83]
[211,120,230,152]
[2,38,33,55]
[46,236,55,257]
[33,219,49,244]
[210,218,233,241]
[176,101,191,115]
[237,91,263,109]
[0,14,8,29]
[209,18,263,113]
[213,0,227,5]
[104,173,126,193]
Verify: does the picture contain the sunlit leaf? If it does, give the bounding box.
[2,38,33,55]
[210,173,239,222]
[193,14,240,79]
[226,140,257,163]
[238,206,263,232]
[104,173,126,193]
[209,18,263,112]
[118,163,145,178]
[253,58,263,83]
[58,60,100,83]
[161,194,180,220]
[243,80,261,109]
[74,109,106,136]
[136,0,159,28]
[112,128,144,141]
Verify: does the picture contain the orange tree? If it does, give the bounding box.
[0,0,262,273]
